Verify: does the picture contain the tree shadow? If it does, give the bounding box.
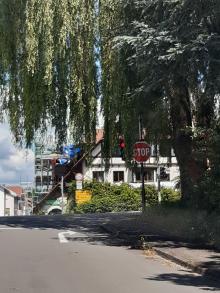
[1,213,220,289]
[146,271,220,291]
[0,213,140,247]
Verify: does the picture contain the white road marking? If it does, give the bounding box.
[0,227,24,230]
[58,231,76,243]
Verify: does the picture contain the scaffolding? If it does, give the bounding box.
[34,143,58,201]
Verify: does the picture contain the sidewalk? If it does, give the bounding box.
[100,213,220,280]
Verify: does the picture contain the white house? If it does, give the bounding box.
[0,185,16,216]
[82,140,180,189]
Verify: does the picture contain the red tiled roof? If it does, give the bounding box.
[7,186,24,197]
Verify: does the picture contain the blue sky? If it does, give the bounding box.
[0,123,34,184]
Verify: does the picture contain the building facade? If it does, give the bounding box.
[83,141,179,189]
[33,133,180,214]
[0,185,16,216]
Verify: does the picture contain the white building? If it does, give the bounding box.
[0,185,16,216]
[83,140,179,189]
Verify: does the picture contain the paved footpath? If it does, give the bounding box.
[98,212,220,280]
[0,214,219,292]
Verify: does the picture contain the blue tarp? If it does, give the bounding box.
[61,144,81,159]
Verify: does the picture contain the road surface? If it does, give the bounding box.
[0,214,219,293]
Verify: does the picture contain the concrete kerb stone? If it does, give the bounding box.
[99,224,217,280]
[152,247,205,275]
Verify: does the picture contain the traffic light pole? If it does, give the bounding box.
[156,145,162,204]
[139,115,146,213]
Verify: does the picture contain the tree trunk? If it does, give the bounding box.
[168,79,202,203]
[173,133,200,203]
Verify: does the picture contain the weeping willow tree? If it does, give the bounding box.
[99,0,140,160]
[0,0,98,146]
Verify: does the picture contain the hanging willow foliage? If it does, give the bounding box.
[0,0,98,146]
[99,0,138,160]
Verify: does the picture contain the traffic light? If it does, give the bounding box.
[119,137,125,160]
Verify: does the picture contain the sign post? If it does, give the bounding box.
[75,173,83,190]
[134,141,151,213]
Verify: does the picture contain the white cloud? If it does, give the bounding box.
[0,123,34,184]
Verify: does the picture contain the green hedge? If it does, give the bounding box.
[67,181,181,214]
[75,183,141,213]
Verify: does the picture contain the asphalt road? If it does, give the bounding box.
[0,214,219,293]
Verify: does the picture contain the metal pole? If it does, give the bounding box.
[139,115,146,213]
[157,166,161,203]
[156,145,161,204]
[141,162,146,212]
[31,188,34,215]
[61,176,64,214]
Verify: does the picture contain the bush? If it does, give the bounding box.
[75,183,141,213]
[145,185,158,206]
[145,185,181,206]
[161,188,181,205]
[69,181,181,214]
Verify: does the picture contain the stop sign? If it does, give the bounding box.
[134,141,151,162]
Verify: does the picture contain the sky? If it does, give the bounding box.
[0,103,104,185]
[0,123,34,185]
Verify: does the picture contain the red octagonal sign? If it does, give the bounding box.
[134,141,151,162]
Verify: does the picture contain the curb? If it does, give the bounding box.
[100,224,218,281]
[150,246,220,281]
[151,246,205,275]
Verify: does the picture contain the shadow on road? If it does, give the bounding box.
[0,214,139,247]
[0,213,220,291]
[146,272,220,292]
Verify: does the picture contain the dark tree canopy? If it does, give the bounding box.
[100,0,220,205]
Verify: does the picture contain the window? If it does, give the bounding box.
[160,167,170,181]
[93,171,104,182]
[113,171,124,182]
[144,169,154,182]
[134,168,155,182]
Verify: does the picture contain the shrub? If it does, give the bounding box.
[145,185,181,206]
[145,185,158,206]
[161,188,181,205]
[69,181,181,214]
[75,183,141,213]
